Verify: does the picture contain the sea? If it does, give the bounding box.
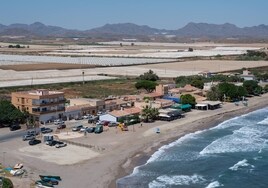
[117,107,268,188]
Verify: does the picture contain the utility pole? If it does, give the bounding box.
[82,71,85,85]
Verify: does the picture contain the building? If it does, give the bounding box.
[11,89,65,122]
[69,98,105,114]
[239,70,256,81]
[99,107,141,122]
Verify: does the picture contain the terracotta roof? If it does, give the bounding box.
[65,104,94,112]
[143,92,163,98]
[109,107,141,118]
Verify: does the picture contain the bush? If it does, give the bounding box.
[2,178,14,188]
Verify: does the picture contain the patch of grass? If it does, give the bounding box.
[0,78,138,99]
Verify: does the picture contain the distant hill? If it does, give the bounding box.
[1,21,268,39]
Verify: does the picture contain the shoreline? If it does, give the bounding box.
[109,95,268,188]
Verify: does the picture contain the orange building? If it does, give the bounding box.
[11,89,65,123]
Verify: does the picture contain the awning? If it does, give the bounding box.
[158,113,171,118]
[196,103,208,107]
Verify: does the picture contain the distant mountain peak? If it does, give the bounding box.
[0,21,268,38]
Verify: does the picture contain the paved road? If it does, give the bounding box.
[0,129,27,143]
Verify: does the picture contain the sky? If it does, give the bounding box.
[0,0,267,30]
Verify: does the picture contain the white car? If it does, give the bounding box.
[55,141,67,148]
[79,126,88,132]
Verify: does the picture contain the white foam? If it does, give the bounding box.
[200,126,267,155]
[147,130,204,163]
[206,181,223,188]
[257,117,268,125]
[149,174,206,187]
[229,159,254,171]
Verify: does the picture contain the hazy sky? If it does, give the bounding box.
[1,0,267,30]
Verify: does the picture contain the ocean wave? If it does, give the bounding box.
[147,130,204,163]
[200,126,267,155]
[149,174,206,187]
[211,107,268,130]
[229,159,254,171]
[206,181,223,188]
[257,117,268,125]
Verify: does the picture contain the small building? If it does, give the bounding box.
[69,98,106,115]
[239,70,256,81]
[158,108,183,121]
[196,101,222,110]
[99,107,141,122]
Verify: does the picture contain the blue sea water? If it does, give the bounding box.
[117,107,268,188]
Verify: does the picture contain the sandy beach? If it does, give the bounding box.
[1,93,268,188]
[107,93,268,188]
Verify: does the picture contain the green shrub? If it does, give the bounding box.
[2,178,13,188]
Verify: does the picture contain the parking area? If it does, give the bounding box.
[19,144,99,165]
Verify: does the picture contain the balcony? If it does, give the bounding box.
[32,99,66,106]
[32,107,65,115]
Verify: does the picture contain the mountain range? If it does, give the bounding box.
[1,22,268,38]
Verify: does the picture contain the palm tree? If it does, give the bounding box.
[141,105,159,122]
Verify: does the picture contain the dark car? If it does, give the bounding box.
[108,122,118,127]
[86,127,95,133]
[10,124,21,131]
[29,139,41,145]
[94,125,103,134]
[40,127,53,134]
[72,125,83,131]
[57,123,66,129]
[46,140,60,146]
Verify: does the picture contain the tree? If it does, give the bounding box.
[243,80,259,95]
[264,85,268,93]
[0,100,25,125]
[138,70,159,81]
[191,79,204,89]
[135,80,158,93]
[2,178,14,188]
[206,86,220,101]
[141,105,159,122]
[180,94,196,107]
[188,48,194,52]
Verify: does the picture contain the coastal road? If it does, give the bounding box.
[0,129,27,143]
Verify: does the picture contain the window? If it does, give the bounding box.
[17,98,19,102]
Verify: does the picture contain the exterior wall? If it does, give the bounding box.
[155,85,169,95]
[69,98,105,112]
[99,114,117,122]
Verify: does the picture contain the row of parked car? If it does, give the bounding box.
[72,124,103,134]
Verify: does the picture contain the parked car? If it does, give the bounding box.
[40,127,53,134]
[57,123,66,129]
[88,116,99,123]
[29,139,41,145]
[22,134,35,141]
[10,124,21,131]
[86,127,95,133]
[79,126,88,132]
[74,116,83,120]
[46,140,60,146]
[72,125,83,131]
[27,130,39,136]
[54,119,64,125]
[55,141,67,148]
[108,122,118,127]
[94,125,103,134]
